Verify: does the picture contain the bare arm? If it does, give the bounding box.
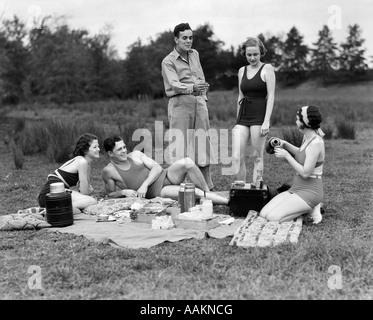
[275,140,323,178]
[76,157,92,195]
[236,67,245,118]
[132,151,163,198]
[281,140,300,157]
[262,64,276,132]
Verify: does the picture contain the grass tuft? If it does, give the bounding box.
[336,120,356,140]
[280,126,303,147]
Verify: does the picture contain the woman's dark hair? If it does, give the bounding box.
[297,105,322,129]
[240,37,267,57]
[72,133,98,157]
[174,23,192,38]
[103,135,123,153]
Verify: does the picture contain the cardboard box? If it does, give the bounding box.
[174,216,220,230]
[132,203,172,224]
[133,213,158,224]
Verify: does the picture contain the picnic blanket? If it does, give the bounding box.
[41,197,241,249]
[48,213,243,249]
[229,210,303,248]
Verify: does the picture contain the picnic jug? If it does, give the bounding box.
[45,182,74,227]
[184,183,196,213]
[265,137,281,154]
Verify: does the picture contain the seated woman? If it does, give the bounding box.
[260,105,325,223]
[38,133,100,211]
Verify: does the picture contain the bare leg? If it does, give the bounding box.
[260,191,311,222]
[160,185,228,205]
[166,157,209,192]
[232,125,250,181]
[250,125,266,184]
[198,165,214,190]
[195,188,229,205]
[71,190,97,210]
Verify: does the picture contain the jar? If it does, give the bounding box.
[184,183,196,213]
[202,199,213,218]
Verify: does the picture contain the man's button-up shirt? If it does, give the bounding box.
[161,48,207,99]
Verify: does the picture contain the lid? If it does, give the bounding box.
[50,182,65,193]
[184,183,195,190]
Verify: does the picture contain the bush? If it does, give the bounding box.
[11,141,24,170]
[336,120,356,139]
[18,121,51,155]
[280,126,303,147]
[322,123,334,140]
[117,116,145,152]
[17,118,107,163]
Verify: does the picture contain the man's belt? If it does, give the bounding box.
[171,91,203,98]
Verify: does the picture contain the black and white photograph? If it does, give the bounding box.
[0,0,372,305]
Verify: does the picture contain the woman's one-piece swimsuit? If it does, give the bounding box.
[236,64,267,126]
[38,159,80,207]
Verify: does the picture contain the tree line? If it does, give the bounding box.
[0,15,371,104]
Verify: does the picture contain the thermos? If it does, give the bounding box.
[265,137,281,154]
[45,182,74,227]
[178,183,185,213]
[183,183,196,213]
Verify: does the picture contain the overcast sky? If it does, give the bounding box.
[1,0,372,62]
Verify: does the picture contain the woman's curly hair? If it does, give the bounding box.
[72,133,98,157]
[240,37,267,57]
[297,106,322,130]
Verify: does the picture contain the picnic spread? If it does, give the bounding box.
[2,192,305,248]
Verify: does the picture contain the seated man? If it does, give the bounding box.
[102,135,228,205]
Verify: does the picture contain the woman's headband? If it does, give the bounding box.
[297,106,325,137]
[300,106,310,127]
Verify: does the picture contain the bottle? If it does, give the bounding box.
[178,183,185,213]
[255,169,263,189]
[199,190,207,204]
[184,183,196,213]
[202,199,213,219]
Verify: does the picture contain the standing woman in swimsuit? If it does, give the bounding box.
[38,133,99,210]
[232,37,276,184]
[260,106,325,223]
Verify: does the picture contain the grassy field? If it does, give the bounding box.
[1,82,373,300]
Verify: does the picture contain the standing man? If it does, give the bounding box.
[161,23,214,190]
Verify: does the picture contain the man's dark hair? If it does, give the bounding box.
[173,23,192,38]
[103,135,123,153]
